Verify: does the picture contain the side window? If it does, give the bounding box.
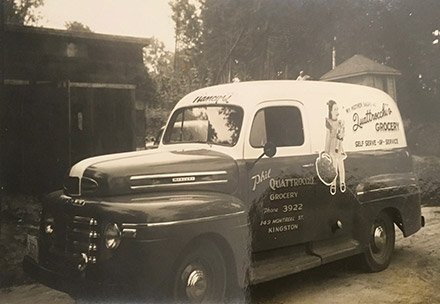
[249,110,267,147]
[250,106,304,148]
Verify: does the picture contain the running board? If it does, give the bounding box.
[310,238,362,264]
[250,245,321,285]
[249,238,362,285]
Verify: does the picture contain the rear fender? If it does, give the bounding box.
[355,173,420,204]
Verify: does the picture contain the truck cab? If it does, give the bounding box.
[24,81,423,303]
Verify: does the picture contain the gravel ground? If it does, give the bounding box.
[251,206,440,304]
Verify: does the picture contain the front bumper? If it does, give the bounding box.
[23,255,110,294]
[24,229,180,296]
[36,191,181,293]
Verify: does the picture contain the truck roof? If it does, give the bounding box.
[174,80,407,153]
[177,80,388,108]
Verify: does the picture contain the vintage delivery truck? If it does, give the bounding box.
[24,81,423,302]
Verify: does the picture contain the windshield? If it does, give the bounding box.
[163,105,244,147]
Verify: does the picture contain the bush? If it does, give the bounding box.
[0,193,41,287]
[406,122,440,156]
[413,155,440,206]
[145,106,171,138]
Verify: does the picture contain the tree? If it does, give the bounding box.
[168,0,440,128]
[144,37,172,75]
[64,21,92,32]
[143,36,189,136]
[170,0,203,69]
[3,0,44,25]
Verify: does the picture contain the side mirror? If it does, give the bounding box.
[263,142,277,158]
[145,136,158,150]
[247,142,277,170]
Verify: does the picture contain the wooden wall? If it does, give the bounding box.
[1,27,148,193]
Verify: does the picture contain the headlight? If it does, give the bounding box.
[104,223,121,249]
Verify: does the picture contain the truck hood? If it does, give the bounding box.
[65,149,239,197]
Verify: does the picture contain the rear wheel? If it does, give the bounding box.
[362,211,395,272]
[172,240,227,303]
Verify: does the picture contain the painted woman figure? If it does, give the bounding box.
[324,99,346,195]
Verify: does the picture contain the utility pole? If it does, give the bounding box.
[173,28,179,71]
[214,27,245,85]
[332,36,337,69]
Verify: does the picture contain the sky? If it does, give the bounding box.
[35,0,176,50]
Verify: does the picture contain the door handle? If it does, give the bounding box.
[302,163,314,168]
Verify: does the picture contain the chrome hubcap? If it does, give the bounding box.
[373,225,386,252]
[185,267,208,301]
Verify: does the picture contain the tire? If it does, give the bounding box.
[362,211,395,272]
[172,240,227,303]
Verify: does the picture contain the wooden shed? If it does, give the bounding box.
[320,54,401,101]
[0,25,151,193]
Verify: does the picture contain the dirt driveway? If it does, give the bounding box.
[252,206,440,304]
[1,206,439,304]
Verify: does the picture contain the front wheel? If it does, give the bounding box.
[362,211,395,272]
[172,240,227,303]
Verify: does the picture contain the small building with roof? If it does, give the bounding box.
[320,54,401,101]
[1,25,152,193]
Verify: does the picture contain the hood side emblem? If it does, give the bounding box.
[130,171,228,190]
[172,176,196,183]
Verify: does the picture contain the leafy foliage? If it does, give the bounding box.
[166,0,440,125]
[144,37,172,75]
[3,0,44,25]
[64,21,92,32]
[143,36,195,136]
[170,0,202,52]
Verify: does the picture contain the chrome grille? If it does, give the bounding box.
[42,209,101,273]
[65,216,99,263]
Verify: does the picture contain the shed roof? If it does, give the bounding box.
[5,24,151,46]
[320,54,401,81]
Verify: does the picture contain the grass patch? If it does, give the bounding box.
[412,155,440,206]
[0,193,41,288]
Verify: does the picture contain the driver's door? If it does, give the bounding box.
[245,102,321,252]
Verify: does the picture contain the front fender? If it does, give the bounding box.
[98,191,247,227]
[99,191,250,290]
[42,191,250,293]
